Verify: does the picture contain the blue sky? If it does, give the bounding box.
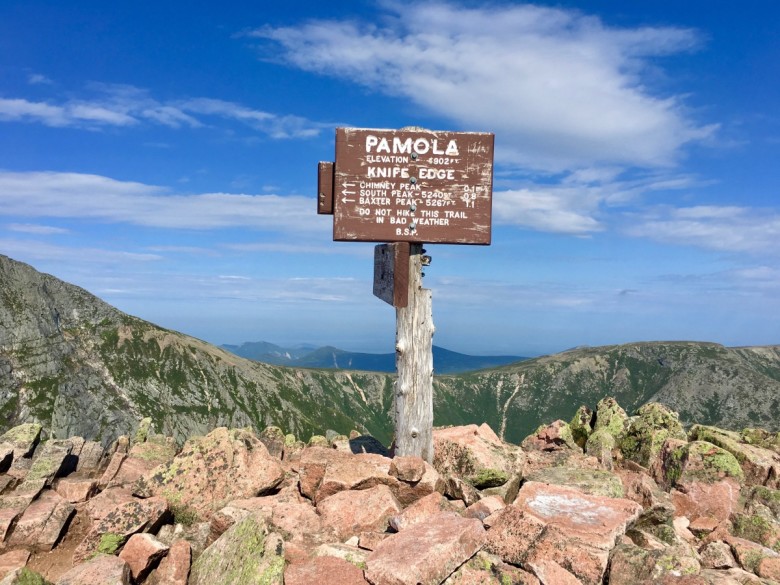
[1,1,778,356]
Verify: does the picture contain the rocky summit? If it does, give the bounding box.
[2,399,780,584]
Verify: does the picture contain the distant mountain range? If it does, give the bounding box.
[221,341,526,374]
[2,253,779,449]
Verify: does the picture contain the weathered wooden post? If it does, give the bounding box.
[394,242,434,460]
[318,127,494,462]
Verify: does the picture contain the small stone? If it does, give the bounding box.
[152,539,191,585]
[389,456,426,483]
[118,533,169,582]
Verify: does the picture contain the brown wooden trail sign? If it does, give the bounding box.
[318,127,494,462]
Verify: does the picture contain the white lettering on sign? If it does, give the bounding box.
[368,167,410,179]
[365,135,459,157]
[418,167,456,181]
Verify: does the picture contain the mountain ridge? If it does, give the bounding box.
[2,254,779,449]
[221,340,526,374]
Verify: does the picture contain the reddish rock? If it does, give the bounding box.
[757,556,780,581]
[118,533,169,582]
[298,446,443,508]
[616,468,669,509]
[433,424,523,487]
[689,516,721,536]
[299,448,393,503]
[0,501,26,545]
[285,556,369,585]
[515,481,643,550]
[152,539,191,585]
[318,485,401,540]
[365,513,486,585]
[56,554,131,585]
[6,490,75,551]
[388,492,455,532]
[727,535,778,573]
[55,478,98,503]
[521,420,579,452]
[97,452,126,489]
[73,497,169,563]
[84,487,136,521]
[227,494,325,543]
[107,437,178,489]
[464,494,505,521]
[444,475,482,506]
[137,427,284,521]
[671,479,741,523]
[359,531,389,551]
[527,559,584,585]
[0,550,30,580]
[525,524,607,585]
[76,441,105,473]
[389,456,426,483]
[443,564,500,584]
[483,506,546,564]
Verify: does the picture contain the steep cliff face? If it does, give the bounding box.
[2,254,780,448]
[0,255,395,445]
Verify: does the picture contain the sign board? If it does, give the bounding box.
[332,127,494,245]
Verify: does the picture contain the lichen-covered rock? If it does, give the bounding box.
[189,514,284,585]
[525,466,624,498]
[136,427,284,522]
[585,428,616,469]
[653,439,744,490]
[620,402,687,467]
[73,497,168,562]
[259,426,286,459]
[689,425,780,488]
[434,424,522,488]
[569,406,594,449]
[606,543,701,585]
[593,397,629,438]
[0,424,42,464]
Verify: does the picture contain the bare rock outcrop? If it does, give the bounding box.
[2,401,780,584]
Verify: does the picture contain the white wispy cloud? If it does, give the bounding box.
[0,84,328,138]
[626,206,780,254]
[0,171,327,234]
[27,73,54,85]
[0,239,162,264]
[6,223,70,235]
[253,2,716,171]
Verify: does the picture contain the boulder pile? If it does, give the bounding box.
[2,398,780,584]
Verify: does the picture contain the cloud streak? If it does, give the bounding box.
[254,2,716,171]
[0,84,329,138]
[0,171,327,234]
[626,206,780,254]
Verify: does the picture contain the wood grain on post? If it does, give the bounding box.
[394,243,434,462]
